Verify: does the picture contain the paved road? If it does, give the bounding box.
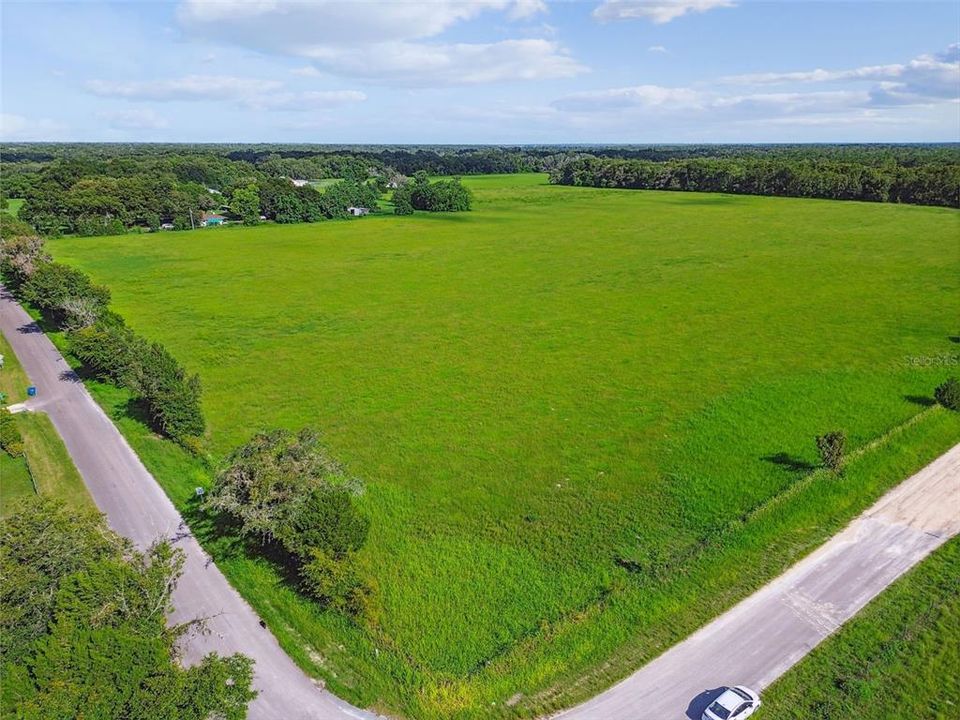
[0,287,380,720]
[556,442,960,720]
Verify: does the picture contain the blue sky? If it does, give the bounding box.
[2,1,958,143]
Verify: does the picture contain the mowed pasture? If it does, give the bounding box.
[51,174,960,717]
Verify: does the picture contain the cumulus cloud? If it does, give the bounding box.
[722,44,960,106]
[98,108,170,130]
[85,75,282,102]
[553,84,876,122]
[648,45,668,53]
[177,0,545,45]
[175,0,581,86]
[246,89,367,111]
[593,0,735,24]
[84,74,365,112]
[300,39,584,86]
[553,84,703,111]
[291,66,323,77]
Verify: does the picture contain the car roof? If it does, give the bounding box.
[715,689,743,710]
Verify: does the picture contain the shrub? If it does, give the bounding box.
[300,548,374,619]
[279,486,370,560]
[69,322,205,441]
[69,322,142,386]
[209,428,359,548]
[0,213,36,240]
[816,430,847,473]
[0,409,24,457]
[135,342,206,439]
[0,235,49,287]
[209,428,372,616]
[934,377,960,411]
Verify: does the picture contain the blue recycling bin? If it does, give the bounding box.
[27,386,37,397]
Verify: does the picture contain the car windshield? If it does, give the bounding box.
[731,688,752,702]
[708,701,732,719]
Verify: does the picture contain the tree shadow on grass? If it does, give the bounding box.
[948,336,959,344]
[904,394,936,407]
[762,451,816,472]
[123,396,153,426]
[182,495,303,588]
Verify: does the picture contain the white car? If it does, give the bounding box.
[701,686,761,720]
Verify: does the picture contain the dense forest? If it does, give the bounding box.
[550,154,960,208]
[0,144,956,237]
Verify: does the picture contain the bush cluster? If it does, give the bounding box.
[816,430,847,473]
[393,172,472,215]
[934,377,960,411]
[70,322,205,441]
[208,428,372,617]
[0,409,24,457]
[21,261,111,330]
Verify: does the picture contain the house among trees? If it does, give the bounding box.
[347,206,370,216]
[201,212,226,227]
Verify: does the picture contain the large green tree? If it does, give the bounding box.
[209,429,371,615]
[231,184,261,225]
[1,499,256,720]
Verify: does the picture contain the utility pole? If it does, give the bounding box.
[189,208,196,230]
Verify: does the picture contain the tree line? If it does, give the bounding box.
[1,235,205,444]
[549,155,960,208]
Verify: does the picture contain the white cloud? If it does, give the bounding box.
[85,75,282,102]
[722,44,960,106]
[175,0,579,86]
[553,84,703,111]
[177,0,545,45]
[84,74,365,112]
[246,89,367,111]
[98,108,170,130]
[0,113,68,140]
[593,0,735,24]
[300,39,585,86]
[648,45,668,53]
[508,0,547,20]
[291,66,323,77]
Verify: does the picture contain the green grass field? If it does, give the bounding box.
[49,174,960,717]
[2,198,24,217]
[759,538,959,719]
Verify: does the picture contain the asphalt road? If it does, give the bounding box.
[4,284,958,720]
[0,287,380,720]
[556,441,960,720]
